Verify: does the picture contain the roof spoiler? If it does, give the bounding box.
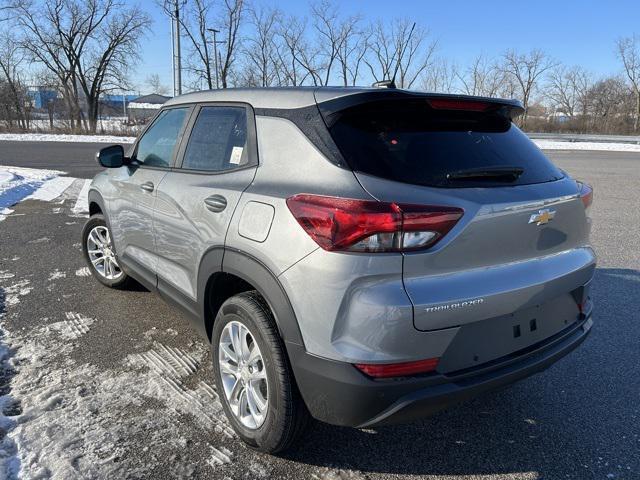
[317,90,525,128]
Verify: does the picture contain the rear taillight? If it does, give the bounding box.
[286,194,463,253]
[355,357,440,378]
[429,98,493,112]
[577,181,593,210]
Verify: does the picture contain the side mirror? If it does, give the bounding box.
[97,145,126,168]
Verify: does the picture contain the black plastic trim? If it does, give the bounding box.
[254,104,348,168]
[157,277,202,334]
[220,248,305,347]
[196,246,226,340]
[316,90,525,128]
[289,315,592,427]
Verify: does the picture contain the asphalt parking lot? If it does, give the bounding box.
[0,146,639,479]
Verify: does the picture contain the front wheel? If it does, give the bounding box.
[211,291,309,453]
[82,214,130,288]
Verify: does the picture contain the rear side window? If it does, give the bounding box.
[328,99,563,188]
[135,107,189,167]
[182,106,249,172]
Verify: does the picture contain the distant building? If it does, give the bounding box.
[127,94,171,123]
[27,88,58,109]
[101,94,138,108]
[96,94,138,117]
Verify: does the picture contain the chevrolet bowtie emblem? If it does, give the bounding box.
[529,208,556,226]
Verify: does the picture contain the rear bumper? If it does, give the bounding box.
[288,314,592,428]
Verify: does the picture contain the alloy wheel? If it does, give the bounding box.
[218,320,269,429]
[86,225,123,281]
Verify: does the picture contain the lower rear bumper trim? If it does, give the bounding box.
[287,315,592,428]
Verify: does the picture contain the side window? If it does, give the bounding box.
[135,107,189,167]
[182,106,249,172]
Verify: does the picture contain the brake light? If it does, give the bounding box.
[355,357,439,378]
[286,194,463,252]
[577,181,593,210]
[429,98,493,112]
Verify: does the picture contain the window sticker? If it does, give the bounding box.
[229,146,244,165]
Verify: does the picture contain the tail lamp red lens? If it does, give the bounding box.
[355,358,440,378]
[286,194,463,253]
[429,98,493,112]
[577,181,593,209]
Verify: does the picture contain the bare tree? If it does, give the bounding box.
[545,65,591,118]
[311,0,356,85]
[365,19,437,88]
[499,49,556,127]
[275,15,311,86]
[457,54,502,97]
[219,0,245,88]
[173,0,216,89]
[0,31,30,129]
[9,0,150,133]
[335,14,369,86]
[586,76,631,132]
[242,6,281,87]
[146,73,170,95]
[616,35,640,131]
[421,57,458,93]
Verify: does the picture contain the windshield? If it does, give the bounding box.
[328,99,564,188]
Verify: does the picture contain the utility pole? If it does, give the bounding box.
[170,0,184,96]
[207,28,226,89]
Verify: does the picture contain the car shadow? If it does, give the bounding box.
[282,268,640,478]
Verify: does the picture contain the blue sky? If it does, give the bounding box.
[135,0,639,94]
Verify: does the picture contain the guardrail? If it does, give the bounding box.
[527,133,640,144]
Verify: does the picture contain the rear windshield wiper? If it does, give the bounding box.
[446,166,524,182]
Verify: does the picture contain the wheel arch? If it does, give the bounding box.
[88,189,106,217]
[198,247,305,348]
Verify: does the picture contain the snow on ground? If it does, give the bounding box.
[71,179,91,215]
[532,139,640,152]
[0,311,231,478]
[26,176,75,202]
[128,102,163,110]
[0,133,134,143]
[0,166,66,221]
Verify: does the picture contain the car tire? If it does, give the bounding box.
[82,214,130,289]
[211,291,309,453]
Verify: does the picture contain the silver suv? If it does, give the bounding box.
[82,87,595,453]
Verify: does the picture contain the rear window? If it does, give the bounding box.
[328,99,564,188]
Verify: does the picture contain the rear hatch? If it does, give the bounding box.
[319,91,595,370]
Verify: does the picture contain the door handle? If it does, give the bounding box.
[204,195,227,213]
[140,181,154,193]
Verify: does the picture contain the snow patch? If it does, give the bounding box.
[0,170,16,187]
[128,102,163,110]
[0,133,134,143]
[311,469,368,480]
[533,139,640,152]
[0,166,66,221]
[0,207,13,221]
[0,316,232,478]
[3,280,32,307]
[48,312,95,341]
[71,179,91,216]
[75,267,91,277]
[47,270,66,281]
[26,176,75,202]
